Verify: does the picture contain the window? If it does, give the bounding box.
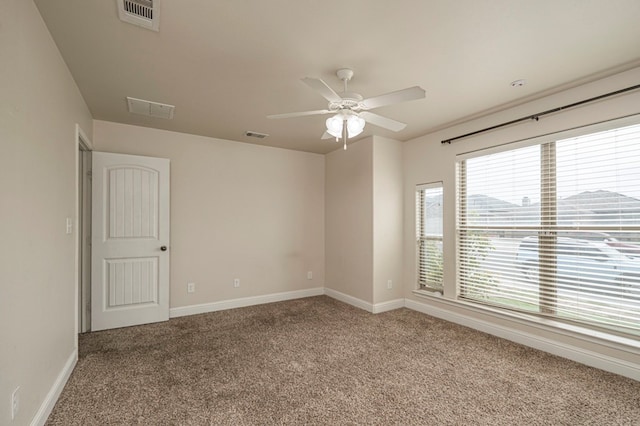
[416,183,443,291]
[457,121,640,336]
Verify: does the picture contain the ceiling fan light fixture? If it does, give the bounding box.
[326,113,366,140]
[326,115,343,138]
[347,115,365,138]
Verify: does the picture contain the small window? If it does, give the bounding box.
[416,183,444,291]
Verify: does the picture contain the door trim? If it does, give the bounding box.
[75,124,93,339]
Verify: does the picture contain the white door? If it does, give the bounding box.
[91,152,170,331]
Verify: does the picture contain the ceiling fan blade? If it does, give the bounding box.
[302,77,342,103]
[361,86,425,110]
[267,109,331,119]
[360,111,407,132]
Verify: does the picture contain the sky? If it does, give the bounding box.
[465,123,640,205]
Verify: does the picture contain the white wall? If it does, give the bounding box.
[403,67,640,373]
[93,121,325,309]
[0,1,93,424]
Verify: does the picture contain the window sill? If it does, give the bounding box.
[411,289,640,353]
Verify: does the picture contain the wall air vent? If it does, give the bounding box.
[127,97,174,119]
[117,0,160,31]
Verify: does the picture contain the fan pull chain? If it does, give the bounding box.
[343,120,348,150]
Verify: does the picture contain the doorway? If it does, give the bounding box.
[77,125,92,333]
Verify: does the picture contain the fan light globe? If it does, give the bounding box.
[326,115,343,138]
[347,115,365,138]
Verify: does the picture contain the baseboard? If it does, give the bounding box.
[31,349,78,426]
[322,288,406,314]
[324,288,374,312]
[405,299,640,381]
[373,298,406,313]
[169,287,325,318]
[171,287,405,318]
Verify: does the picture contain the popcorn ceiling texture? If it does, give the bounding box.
[47,296,640,425]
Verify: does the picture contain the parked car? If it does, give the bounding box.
[515,236,640,299]
[558,232,640,259]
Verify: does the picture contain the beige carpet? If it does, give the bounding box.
[46,296,640,425]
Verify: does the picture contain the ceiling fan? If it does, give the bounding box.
[267,68,426,150]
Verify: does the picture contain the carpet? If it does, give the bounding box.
[46,296,640,425]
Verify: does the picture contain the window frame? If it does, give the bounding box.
[455,115,640,337]
[416,182,444,292]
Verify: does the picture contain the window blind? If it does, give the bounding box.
[416,183,443,291]
[457,122,640,335]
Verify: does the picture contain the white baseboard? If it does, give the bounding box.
[171,287,406,319]
[323,288,406,314]
[373,298,405,313]
[324,288,374,312]
[31,349,78,426]
[169,287,325,318]
[405,299,640,382]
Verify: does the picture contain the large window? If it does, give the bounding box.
[416,183,443,291]
[457,121,640,336]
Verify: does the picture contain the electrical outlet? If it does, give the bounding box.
[187,282,195,293]
[66,217,73,234]
[387,280,393,289]
[307,271,313,280]
[233,278,240,288]
[11,386,19,420]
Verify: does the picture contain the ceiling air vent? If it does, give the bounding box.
[117,0,160,31]
[245,131,269,139]
[127,97,174,119]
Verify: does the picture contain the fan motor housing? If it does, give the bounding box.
[330,91,363,111]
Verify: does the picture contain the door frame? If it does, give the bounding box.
[75,124,93,338]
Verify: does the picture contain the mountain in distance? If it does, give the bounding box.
[467,194,519,212]
[424,193,519,213]
[561,190,640,212]
[432,190,640,219]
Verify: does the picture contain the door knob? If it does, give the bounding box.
[160,246,167,251]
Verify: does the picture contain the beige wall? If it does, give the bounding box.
[372,137,404,304]
[0,1,93,424]
[325,138,374,303]
[93,121,325,308]
[325,136,404,306]
[403,66,640,368]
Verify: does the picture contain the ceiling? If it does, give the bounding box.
[35,0,640,154]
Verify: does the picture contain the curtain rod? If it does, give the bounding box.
[441,83,640,144]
